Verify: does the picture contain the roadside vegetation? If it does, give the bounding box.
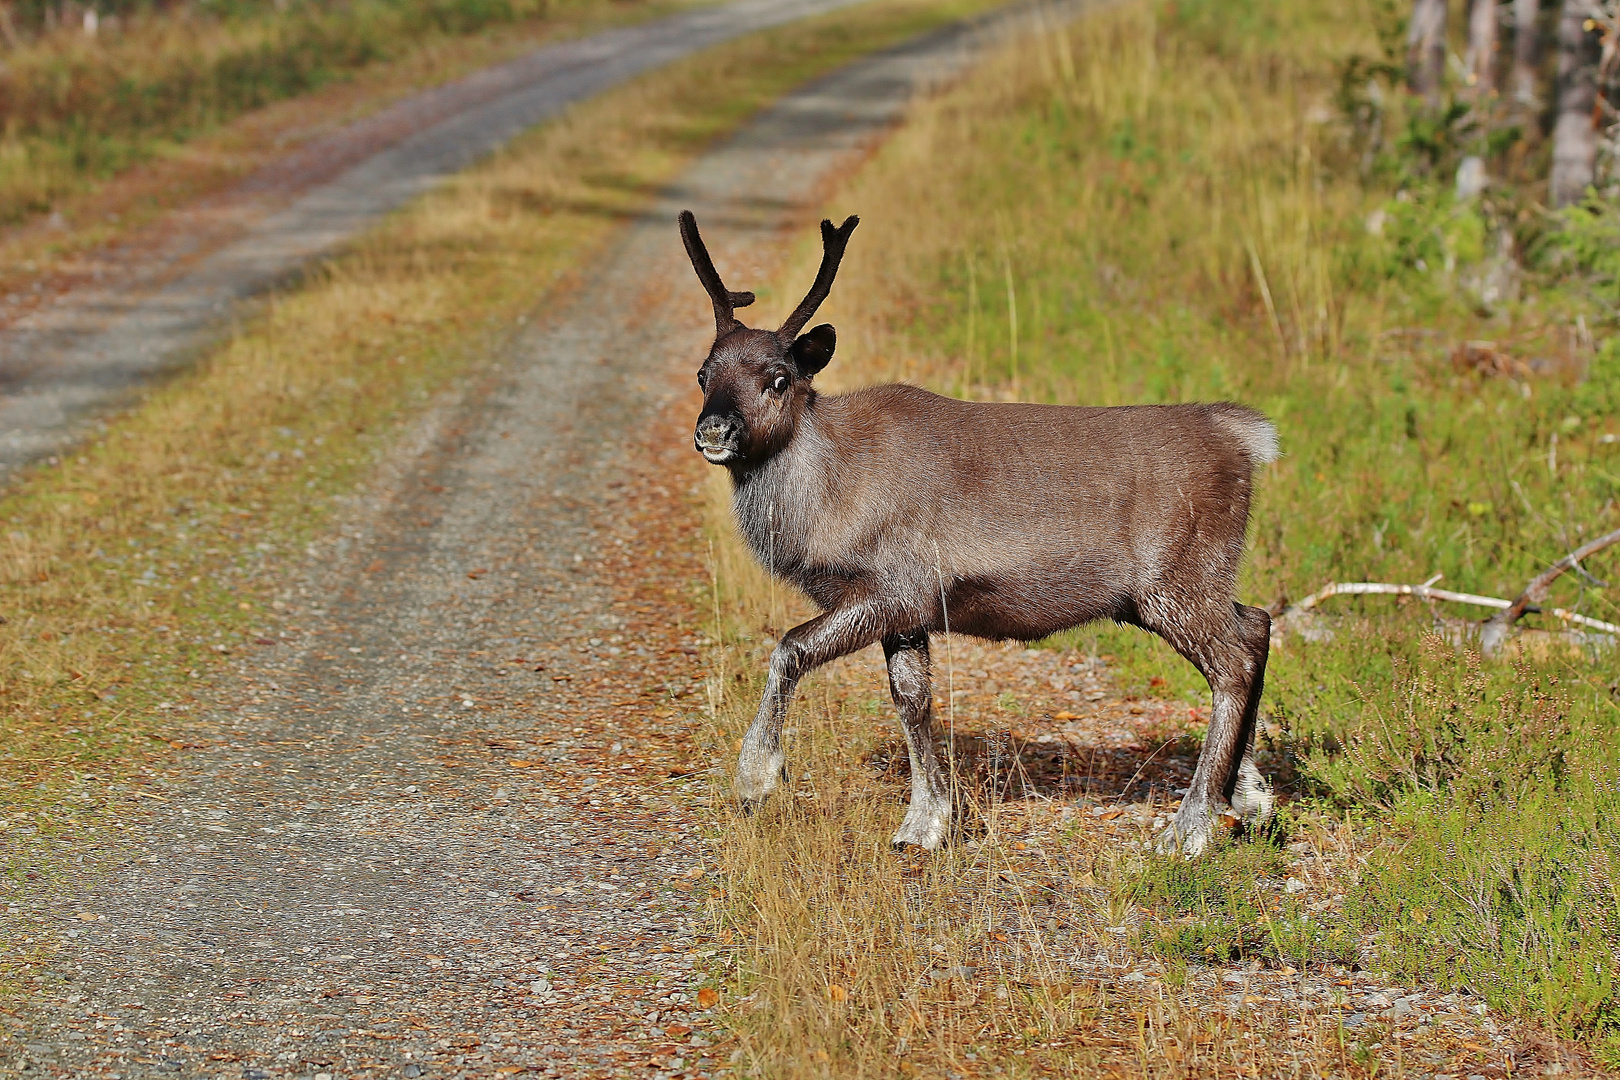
[0,0,687,225]
[700,0,1620,1071]
[0,0,1002,953]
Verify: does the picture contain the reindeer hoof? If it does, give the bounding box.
[1156,803,1220,858]
[1230,757,1275,828]
[890,800,952,851]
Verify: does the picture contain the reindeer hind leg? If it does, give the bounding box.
[1134,593,1260,857]
[1226,604,1274,829]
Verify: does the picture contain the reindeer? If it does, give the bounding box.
[679,210,1278,856]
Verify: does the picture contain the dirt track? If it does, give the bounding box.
[0,0,885,478]
[0,15,1038,1080]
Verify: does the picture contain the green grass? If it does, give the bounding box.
[801,0,1620,1046]
[1132,839,1362,971]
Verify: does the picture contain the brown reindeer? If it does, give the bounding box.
[680,210,1277,855]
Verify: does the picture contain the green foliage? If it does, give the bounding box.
[1572,338,1620,419]
[1131,842,1361,968]
[1303,641,1574,808]
[1370,186,1489,277]
[1536,193,1620,313]
[1353,779,1620,1034]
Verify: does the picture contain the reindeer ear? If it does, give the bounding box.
[790,323,836,377]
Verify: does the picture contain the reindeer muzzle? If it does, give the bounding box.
[694,413,743,465]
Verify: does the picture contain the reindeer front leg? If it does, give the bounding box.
[736,603,886,810]
[884,628,952,850]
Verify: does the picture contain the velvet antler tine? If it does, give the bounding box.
[679,210,751,335]
[778,215,859,341]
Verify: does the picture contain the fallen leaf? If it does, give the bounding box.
[683,865,705,880]
[992,932,1009,943]
[827,984,848,1002]
[467,568,488,580]
[1099,809,1124,821]
[664,1024,693,1037]
[509,760,534,769]
[1410,908,1429,924]
[696,987,719,1009]
[75,912,97,921]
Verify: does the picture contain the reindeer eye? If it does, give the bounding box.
[770,374,790,394]
[697,369,708,390]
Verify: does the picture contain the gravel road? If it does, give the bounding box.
[0,0,884,479]
[1,13,1042,1080]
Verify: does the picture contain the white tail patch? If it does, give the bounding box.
[1213,408,1281,466]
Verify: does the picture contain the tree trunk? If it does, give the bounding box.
[1408,0,1450,106]
[1467,0,1499,97]
[1549,0,1601,206]
[1511,0,1540,105]
[0,2,19,49]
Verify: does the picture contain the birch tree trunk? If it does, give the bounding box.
[1467,0,1499,96]
[0,2,19,49]
[1511,0,1541,105]
[1549,0,1601,205]
[1409,0,1450,105]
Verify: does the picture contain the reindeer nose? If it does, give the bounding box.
[694,414,742,461]
[695,414,738,444]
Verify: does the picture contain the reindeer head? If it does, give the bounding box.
[680,210,858,468]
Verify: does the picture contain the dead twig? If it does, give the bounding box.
[1481,527,1620,656]
[1279,571,1620,650]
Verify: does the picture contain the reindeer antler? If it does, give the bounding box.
[678,211,755,336]
[778,215,859,342]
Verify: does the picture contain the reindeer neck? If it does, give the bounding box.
[727,392,835,579]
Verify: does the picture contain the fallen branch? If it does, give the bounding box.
[1480,527,1620,656]
[1280,573,1620,644]
[1287,576,1511,615]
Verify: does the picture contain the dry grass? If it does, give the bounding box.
[0,0,1001,830]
